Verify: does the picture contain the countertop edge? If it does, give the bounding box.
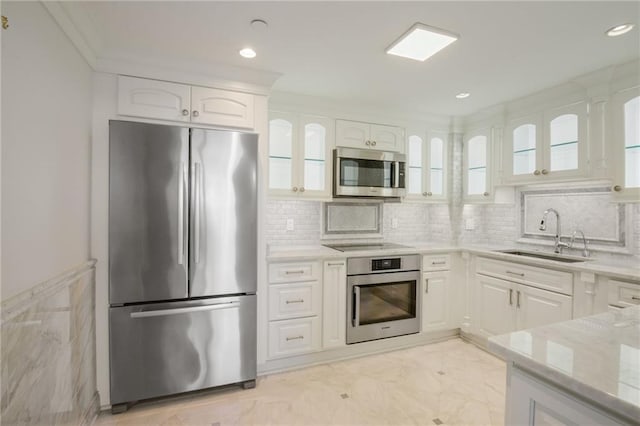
[486,338,640,424]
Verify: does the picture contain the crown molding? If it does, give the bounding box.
[42,1,97,69]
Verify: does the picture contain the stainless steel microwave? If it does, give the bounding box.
[333,147,406,198]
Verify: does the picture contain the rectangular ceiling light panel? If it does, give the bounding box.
[386,23,458,62]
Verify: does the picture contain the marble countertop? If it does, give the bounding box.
[488,306,640,422]
[267,243,640,282]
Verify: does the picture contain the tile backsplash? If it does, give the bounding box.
[266,193,639,260]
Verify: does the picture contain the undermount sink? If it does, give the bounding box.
[496,249,589,263]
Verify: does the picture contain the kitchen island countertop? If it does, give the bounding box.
[488,306,640,423]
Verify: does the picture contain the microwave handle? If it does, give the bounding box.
[393,161,400,188]
[352,286,361,327]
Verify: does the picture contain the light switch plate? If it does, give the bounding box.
[392,218,399,229]
[286,218,294,231]
[465,218,475,230]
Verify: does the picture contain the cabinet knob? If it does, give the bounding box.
[427,192,433,196]
[371,141,377,146]
[365,140,371,146]
[422,192,428,196]
[192,110,200,117]
[541,169,549,175]
[613,185,622,192]
[533,169,541,176]
[483,192,489,196]
[182,109,189,116]
[299,187,305,193]
[292,186,298,192]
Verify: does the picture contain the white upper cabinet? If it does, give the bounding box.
[463,129,493,202]
[503,102,588,183]
[611,87,640,202]
[406,131,448,202]
[118,75,191,122]
[117,75,255,129]
[268,111,333,200]
[336,119,404,153]
[190,86,254,128]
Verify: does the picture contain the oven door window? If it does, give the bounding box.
[355,280,416,325]
[340,158,393,188]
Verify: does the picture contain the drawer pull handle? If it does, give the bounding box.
[506,270,525,277]
[327,262,345,266]
[285,299,304,304]
[425,278,429,294]
[517,290,521,308]
[509,289,513,306]
[286,335,304,341]
[285,270,305,275]
[631,296,640,301]
[431,261,446,265]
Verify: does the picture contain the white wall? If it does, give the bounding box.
[1,1,92,300]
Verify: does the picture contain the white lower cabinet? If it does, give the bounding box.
[268,317,321,359]
[267,261,322,359]
[322,260,347,349]
[508,366,625,425]
[476,275,516,338]
[475,274,572,338]
[422,271,451,332]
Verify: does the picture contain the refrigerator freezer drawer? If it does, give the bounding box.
[109,295,256,405]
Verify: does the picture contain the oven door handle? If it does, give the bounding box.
[353,286,361,327]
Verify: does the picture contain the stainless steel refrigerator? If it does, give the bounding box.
[108,120,257,412]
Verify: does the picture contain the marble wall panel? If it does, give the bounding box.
[1,260,98,425]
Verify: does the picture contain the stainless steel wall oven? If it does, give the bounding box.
[346,254,421,344]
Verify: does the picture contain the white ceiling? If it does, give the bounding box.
[64,1,640,117]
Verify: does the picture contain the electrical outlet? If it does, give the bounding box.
[465,218,475,231]
[392,218,399,229]
[286,218,294,231]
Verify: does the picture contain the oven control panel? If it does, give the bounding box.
[371,258,401,271]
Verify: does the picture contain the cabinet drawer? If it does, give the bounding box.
[422,254,451,271]
[268,261,321,283]
[476,257,573,296]
[268,317,321,359]
[608,279,640,308]
[268,281,321,320]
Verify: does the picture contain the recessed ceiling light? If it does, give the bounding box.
[456,92,470,99]
[386,23,458,62]
[606,23,634,37]
[239,48,256,59]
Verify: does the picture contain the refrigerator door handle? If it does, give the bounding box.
[130,301,240,318]
[194,162,201,264]
[178,162,186,265]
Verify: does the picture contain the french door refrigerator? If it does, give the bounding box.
[108,120,257,412]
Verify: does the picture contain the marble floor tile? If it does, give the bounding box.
[95,338,506,426]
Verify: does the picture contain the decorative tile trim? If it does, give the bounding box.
[1,259,97,324]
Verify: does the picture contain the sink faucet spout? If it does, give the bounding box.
[540,208,570,254]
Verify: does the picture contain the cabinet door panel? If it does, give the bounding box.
[336,120,370,149]
[517,285,572,330]
[476,275,515,338]
[191,86,254,128]
[323,260,347,348]
[612,88,640,201]
[370,124,404,152]
[422,271,450,332]
[117,76,191,122]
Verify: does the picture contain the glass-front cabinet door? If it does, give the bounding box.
[405,131,448,202]
[543,102,587,179]
[503,102,587,183]
[612,87,640,201]
[268,111,333,200]
[463,129,492,202]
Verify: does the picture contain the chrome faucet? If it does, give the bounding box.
[570,230,590,258]
[539,208,570,254]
